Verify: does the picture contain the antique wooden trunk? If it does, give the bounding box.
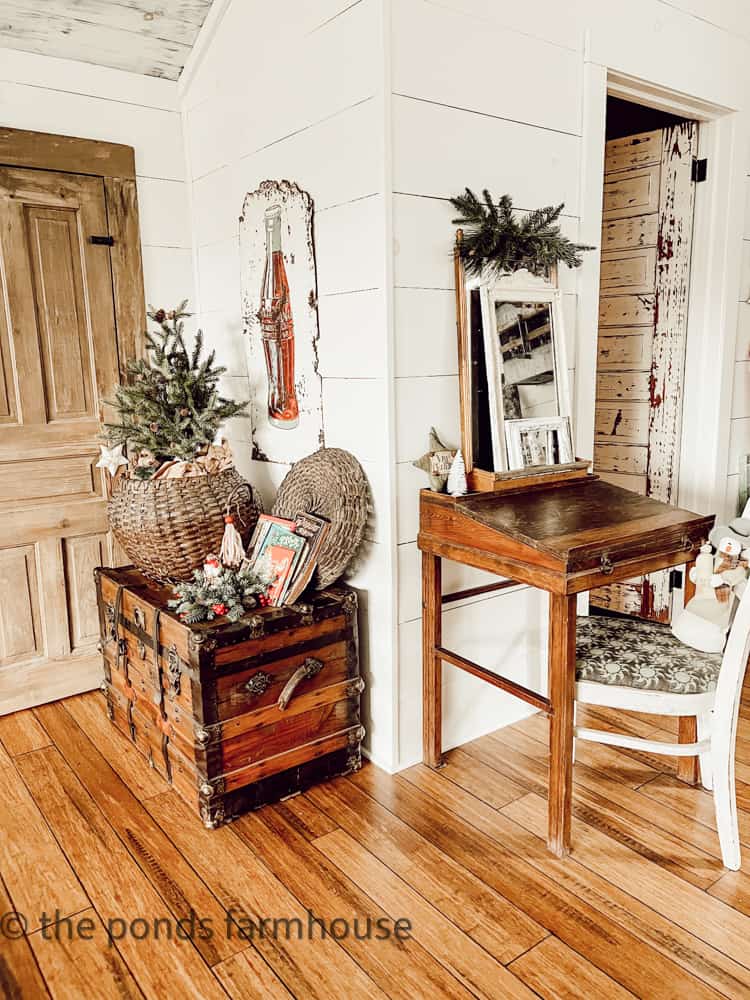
[95,566,364,828]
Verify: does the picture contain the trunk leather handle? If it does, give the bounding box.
[277,657,324,710]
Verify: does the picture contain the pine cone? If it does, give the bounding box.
[153,309,166,323]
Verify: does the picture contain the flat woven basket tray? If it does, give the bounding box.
[272,448,368,589]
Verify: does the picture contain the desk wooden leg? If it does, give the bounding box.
[677,717,700,785]
[677,560,700,785]
[548,593,577,857]
[422,551,443,768]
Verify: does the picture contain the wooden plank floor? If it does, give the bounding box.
[1,687,750,998]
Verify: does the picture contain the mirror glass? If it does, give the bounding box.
[494,301,558,421]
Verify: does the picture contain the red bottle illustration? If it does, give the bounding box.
[257,205,299,429]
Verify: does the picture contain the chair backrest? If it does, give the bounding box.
[716,582,750,726]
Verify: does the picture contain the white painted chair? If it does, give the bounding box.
[574,584,750,870]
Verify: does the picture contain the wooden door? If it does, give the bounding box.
[0,166,121,711]
[592,122,697,622]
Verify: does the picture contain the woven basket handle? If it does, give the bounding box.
[224,482,254,526]
[277,658,324,710]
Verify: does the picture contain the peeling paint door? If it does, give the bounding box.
[591,122,698,622]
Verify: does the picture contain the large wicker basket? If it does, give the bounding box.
[108,468,261,583]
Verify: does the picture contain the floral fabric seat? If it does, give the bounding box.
[576,614,722,695]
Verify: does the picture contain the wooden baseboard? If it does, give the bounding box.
[0,654,103,716]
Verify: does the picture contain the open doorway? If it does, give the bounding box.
[590,95,700,624]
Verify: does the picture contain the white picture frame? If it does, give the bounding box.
[477,271,572,471]
[505,415,574,470]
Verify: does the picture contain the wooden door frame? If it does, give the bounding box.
[0,126,146,373]
[576,69,747,537]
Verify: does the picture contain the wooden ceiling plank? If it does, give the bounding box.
[1,0,213,46]
[0,1,210,81]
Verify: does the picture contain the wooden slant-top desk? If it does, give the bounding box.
[418,476,714,857]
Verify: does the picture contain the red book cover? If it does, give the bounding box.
[265,544,297,605]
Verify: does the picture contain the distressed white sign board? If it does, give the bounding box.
[240,180,324,463]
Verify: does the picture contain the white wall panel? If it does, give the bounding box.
[728,417,750,471]
[392,95,580,213]
[196,310,249,378]
[0,46,179,110]
[136,178,191,249]
[141,247,195,311]
[395,374,461,463]
[237,98,382,213]
[404,0,583,52]
[736,301,750,362]
[732,363,750,420]
[229,1,380,161]
[397,587,548,769]
[0,80,185,180]
[397,542,514,623]
[394,288,458,378]
[322,378,388,463]
[192,166,237,248]
[396,461,427,544]
[195,237,239,313]
[317,289,387,380]
[392,0,581,133]
[315,195,385,295]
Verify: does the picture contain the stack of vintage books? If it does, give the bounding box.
[244,512,330,606]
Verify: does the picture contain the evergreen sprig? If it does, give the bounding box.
[105,303,248,471]
[450,189,594,278]
[169,562,273,624]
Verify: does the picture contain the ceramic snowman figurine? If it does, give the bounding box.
[672,538,748,653]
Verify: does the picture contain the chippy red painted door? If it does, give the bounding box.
[0,166,121,711]
[591,122,698,622]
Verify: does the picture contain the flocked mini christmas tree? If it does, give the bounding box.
[105,302,248,478]
[447,449,468,496]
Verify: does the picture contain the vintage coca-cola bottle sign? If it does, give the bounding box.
[257,205,299,429]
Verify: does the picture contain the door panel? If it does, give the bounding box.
[0,165,122,709]
[592,123,698,622]
[0,546,43,667]
[602,165,660,219]
[601,214,659,252]
[27,207,96,420]
[605,129,662,173]
[600,247,657,294]
[64,533,112,653]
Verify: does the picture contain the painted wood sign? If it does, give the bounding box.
[240,180,324,464]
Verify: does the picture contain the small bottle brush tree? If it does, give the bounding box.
[105,303,248,478]
[450,189,594,278]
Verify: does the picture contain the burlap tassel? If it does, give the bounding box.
[219,514,245,568]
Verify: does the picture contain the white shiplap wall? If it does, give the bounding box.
[180,0,397,768]
[0,48,194,318]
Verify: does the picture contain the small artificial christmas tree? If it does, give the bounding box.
[447,449,467,496]
[450,189,594,278]
[105,303,248,478]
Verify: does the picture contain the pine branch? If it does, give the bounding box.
[450,188,595,278]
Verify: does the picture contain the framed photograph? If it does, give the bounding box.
[505,416,574,471]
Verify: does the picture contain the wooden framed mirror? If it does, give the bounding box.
[455,232,586,492]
